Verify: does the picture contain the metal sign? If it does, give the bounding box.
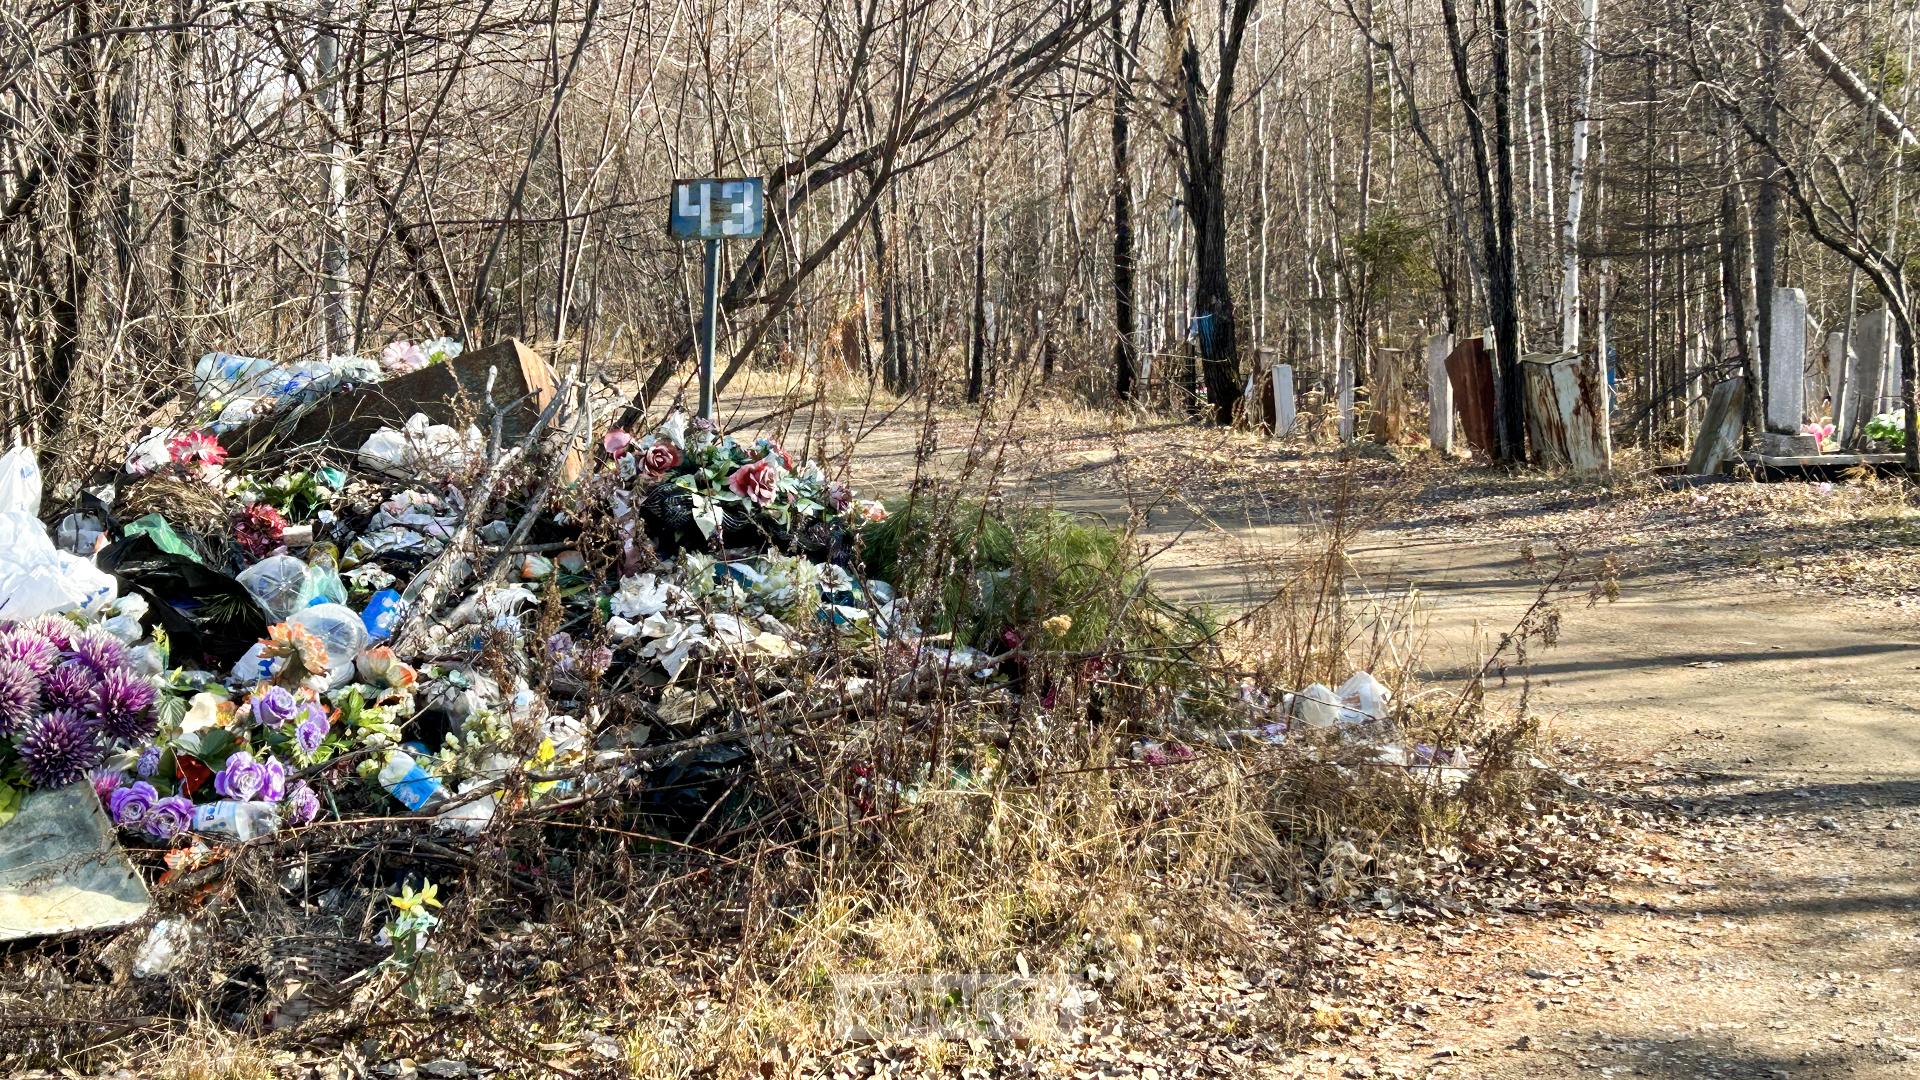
[669,178,766,240]
[669,177,767,420]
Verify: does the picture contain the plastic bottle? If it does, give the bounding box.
[285,603,369,687]
[378,750,445,812]
[238,555,310,621]
[190,800,281,841]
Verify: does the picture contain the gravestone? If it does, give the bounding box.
[1520,351,1611,472]
[1443,336,1497,454]
[1761,288,1817,455]
[1687,377,1746,474]
[1841,307,1891,446]
[1272,363,1296,437]
[1427,331,1455,454]
[1336,350,1355,440]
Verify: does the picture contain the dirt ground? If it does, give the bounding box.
[734,388,1920,1080]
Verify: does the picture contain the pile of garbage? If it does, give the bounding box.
[1,339,945,948]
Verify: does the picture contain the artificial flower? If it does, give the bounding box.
[390,880,443,915]
[641,440,682,475]
[602,429,635,458]
[381,340,429,374]
[727,458,782,506]
[294,703,330,755]
[166,430,228,471]
[233,503,288,558]
[250,685,299,727]
[0,659,36,735]
[143,795,193,839]
[213,750,267,800]
[18,709,104,788]
[108,781,158,826]
[285,781,321,825]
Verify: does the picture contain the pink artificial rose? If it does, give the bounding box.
[727,458,782,505]
[641,441,683,475]
[602,429,634,458]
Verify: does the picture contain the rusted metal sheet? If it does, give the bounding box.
[1687,377,1746,475]
[1443,336,1497,454]
[1521,351,1611,473]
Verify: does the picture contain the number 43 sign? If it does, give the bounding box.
[669,178,766,239]
[670,177,766,419]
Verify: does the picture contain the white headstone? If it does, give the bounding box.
[1427,331,1455,454]
[1766,287,1807,433]
[1842,307,1891,445]
[1272,363,1295,437]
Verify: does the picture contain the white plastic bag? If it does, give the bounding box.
[0,447,117,619]
[1289,683,1341,728]
[357,413,480,476]
[1337,671,1393,725]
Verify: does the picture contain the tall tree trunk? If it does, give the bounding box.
[317,0,354,357]
[1560,0,1598,350]
[967,179,987,404]
[1111,0,1139,401]
[42,0,106,442]
[1488,0,1527,460]
[1162,0,1255,426]
[1753,0,1783,444]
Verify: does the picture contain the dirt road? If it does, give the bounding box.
[731,393,1920,1078]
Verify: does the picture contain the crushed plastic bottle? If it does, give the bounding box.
[378,750,445,812]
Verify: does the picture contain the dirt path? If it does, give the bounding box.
[728,394,1920,1078]
[1034,452,1920,1079]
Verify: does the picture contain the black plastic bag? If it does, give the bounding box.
[95,533,269,666]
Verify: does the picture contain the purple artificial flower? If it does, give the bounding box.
[18,615,75,651]
[546,631,576,672]
[259,755,287,802]
[41,663,100,711]
[0,629,58,678]
[0,658,37,735]
[284,781,321,825]
[108,781,158,826]
[90,768,123,798]
[92,668,158,741]
[250,685,298,727]
[142,795,193,840]
[294,704,329,755]
[135,743,161,778]
[826,481,853,514]
[68,628,129,676]
[17,708,104,788]
[212,750,267,800]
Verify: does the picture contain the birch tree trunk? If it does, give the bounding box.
[1560,0,1598,351]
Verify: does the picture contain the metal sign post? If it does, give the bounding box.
[669,178,767,420]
